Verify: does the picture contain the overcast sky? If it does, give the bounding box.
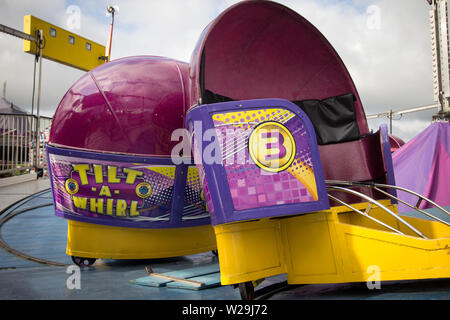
[0,0,439,141]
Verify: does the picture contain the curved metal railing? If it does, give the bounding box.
[326,180,450,228]
[326,185,428,239]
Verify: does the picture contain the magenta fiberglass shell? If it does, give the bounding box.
[49,56,189,156]
[189,0,369,135]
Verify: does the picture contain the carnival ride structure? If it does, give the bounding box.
[185,0,450,299]
[48,57,217,265]
[47,0,450,299]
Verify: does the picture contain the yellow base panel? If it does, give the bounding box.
[66,220,217,260]
[214,201,450,285]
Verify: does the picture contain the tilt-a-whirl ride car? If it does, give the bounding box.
[185,0,450,299]
[47,56,217,266]
[47,0,450,300]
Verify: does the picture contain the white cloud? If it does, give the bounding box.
[104,0,223,61]
[279,1,435,131]
[0,0,440,141]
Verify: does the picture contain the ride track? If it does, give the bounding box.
[0,187,295,299]
[0,182,449,300]
[0,188,68,267]
[0,186,300,300]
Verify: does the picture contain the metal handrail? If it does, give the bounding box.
[327,193,407,236]
[373,183,450,215]
[326,180,450,226]
[0,113,52,176]
[371,186,450,227]
[327,185,428,239]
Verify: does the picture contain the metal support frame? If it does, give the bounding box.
[366,1,450,126]
[327,185,428,239]
[327,180,450,239]
[429,0,450,120]
[327,193,407,235]
[0,24,46,175]
[0,24,36,42]
[366,103,440,134]
[34,30,43,173]
[106,6,116,62]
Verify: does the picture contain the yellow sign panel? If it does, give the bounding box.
[23,15,106,72]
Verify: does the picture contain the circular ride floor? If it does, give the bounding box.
[0,189,449,300]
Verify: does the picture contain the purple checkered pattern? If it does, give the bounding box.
[226,161,314,211]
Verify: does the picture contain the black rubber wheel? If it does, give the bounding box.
[239,281,255,300]
[71,256,96,267]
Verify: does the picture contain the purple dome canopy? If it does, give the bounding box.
[50,56,190,156]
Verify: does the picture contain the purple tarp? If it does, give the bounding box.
[392,122,450,213]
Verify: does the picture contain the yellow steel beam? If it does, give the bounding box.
[23,15,106,72]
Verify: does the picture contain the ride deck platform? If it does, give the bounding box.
[132,263,221,290]
[0,185,450,300]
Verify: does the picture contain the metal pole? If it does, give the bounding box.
[34,30,43,173]
[429,0,450,120]
[327,185,428,239]
[14,116,18,173]
[431,0,444,111]
[366,103,439,119]
[20,116,23,169]
[106,6,115,62]
[6,117,10,171]
[0,23,36,42]
[438,0,450,117]
[389,109,393,134]
[2,115,5,172]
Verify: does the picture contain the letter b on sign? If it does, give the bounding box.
[249,121,296,172]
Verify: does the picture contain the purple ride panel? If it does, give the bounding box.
[186,98,330,226]
[47,145,210,229]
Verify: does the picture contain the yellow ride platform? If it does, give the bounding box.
[66,220,217,260]
[214,200,450,286]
